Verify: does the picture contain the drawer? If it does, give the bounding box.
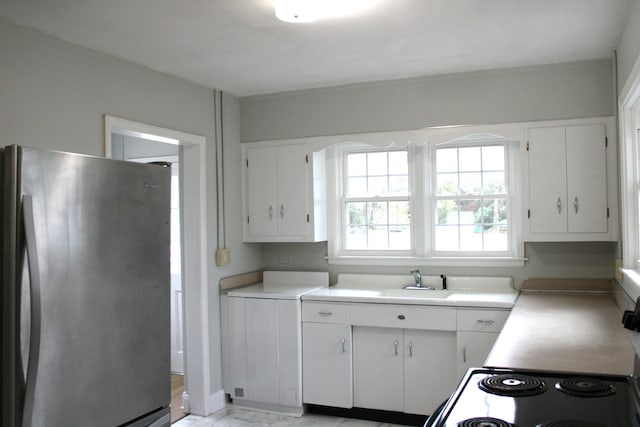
[302,302,351,324]
[350,303,456,331]
[457,309,509,332]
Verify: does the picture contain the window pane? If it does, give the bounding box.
[389,226,410,250]
[437,148,458,173]
[346,202,366,226]
[482,171,506,195]
[368,202,388,225]
[459,147,481,171]
[345,226,367,249]
[389,151,408,175]
[435,226,459,251]
[368,176,388,196]
[460,225,483,251]
[484,224,508,251]
[347,153,367,176]
[389,175,408,195]
[459,172,481,195]
[458,199,478,225]
[368,152,388,175]
[389,201,410,225]
[437,173,458,196]
[368,226,389,249]
[482,146,505,171]
[347,177,367,197]
[437,200,458,225]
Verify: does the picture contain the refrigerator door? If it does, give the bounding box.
[16,146,171,426]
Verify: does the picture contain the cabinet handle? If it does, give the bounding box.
[476,319,495,326]
[574,196,579,214]
[280,204,285,219]
[408,342,413,358]
[394,340,398,357]
[317,311,332,317]
[268,205,273,219]
[463,346,467,364]
[557,197,562,214]
[341,338,346,354]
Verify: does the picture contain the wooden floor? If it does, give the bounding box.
[171,373,188,423]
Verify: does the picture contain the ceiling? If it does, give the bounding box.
[0,0,630,97]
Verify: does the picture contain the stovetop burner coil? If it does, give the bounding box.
[554,377,616,397]
[457,417,514,427]
[535,421,605,427]
[478,373,547,396]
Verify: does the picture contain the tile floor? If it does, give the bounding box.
[173,405,408,427]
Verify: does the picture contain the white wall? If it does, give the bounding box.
[240,60,613,142]
[617,0,640,92]
[0,16,261,408]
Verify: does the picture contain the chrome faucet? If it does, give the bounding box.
[411,269,422,287]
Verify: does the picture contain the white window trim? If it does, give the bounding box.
[326,133,526,267]
[619,53,640,272]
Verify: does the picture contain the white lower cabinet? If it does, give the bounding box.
[225,296,303,410]
[353,326,457,415]
[456,309,510,379]
[302,322,353,408]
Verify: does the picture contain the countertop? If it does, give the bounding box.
[301,287,518,308]
[485,292,635,376]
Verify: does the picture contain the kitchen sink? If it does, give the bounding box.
[382,289,451,299]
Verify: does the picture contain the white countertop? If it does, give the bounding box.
[225,270,329,299]
[300,274,519,308]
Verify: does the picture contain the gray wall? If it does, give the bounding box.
[240,60,618,288]
[0,16,261,401]
[240,60,613,142]
[617,0,640,92]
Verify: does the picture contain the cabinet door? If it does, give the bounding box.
[566,124,607,233]
[302,322,353,408]
[353,326,404,412]
[245,298,279,404]
[226,297,248,399]
[247,145,277,236]
[456,331,500,380]
[404,329,457,416]
[528,126,568,233]
[276,144,309,236]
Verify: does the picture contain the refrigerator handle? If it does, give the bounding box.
[21,195,42,427]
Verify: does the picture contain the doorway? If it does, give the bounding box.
[104,115,211,420]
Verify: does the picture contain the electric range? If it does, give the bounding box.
[425,368,640,427]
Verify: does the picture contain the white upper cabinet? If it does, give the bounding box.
[243,140,327,242]
[525,121,616,241]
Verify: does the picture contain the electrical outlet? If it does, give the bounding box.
[615,258,623,281]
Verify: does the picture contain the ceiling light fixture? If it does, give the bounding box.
[274,0,377,23]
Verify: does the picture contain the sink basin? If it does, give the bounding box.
[382,289,451,299]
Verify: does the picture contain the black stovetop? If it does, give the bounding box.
[427,368,640,427]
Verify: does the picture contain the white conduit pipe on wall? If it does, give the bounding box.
[214,90,230,266]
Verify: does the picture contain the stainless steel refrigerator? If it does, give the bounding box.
[1,145,171,426]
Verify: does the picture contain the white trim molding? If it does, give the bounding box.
[104,116,211,415]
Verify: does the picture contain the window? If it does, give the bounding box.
[328,133,522,266]
[433,145,509,253]
[342,149,411,251]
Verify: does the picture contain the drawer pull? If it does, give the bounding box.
[318,311,333,317]
[341,338,346,354]
[476,319,495,325]
[409,342,413,358]
[398,315,406,320]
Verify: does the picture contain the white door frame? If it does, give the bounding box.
[104,115,211,415]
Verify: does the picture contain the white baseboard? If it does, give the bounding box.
[207,389,226,415]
